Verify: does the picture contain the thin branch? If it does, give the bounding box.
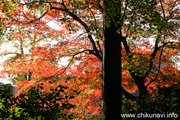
[146,46,164,88]
[121,86,136,100]
[85,0,102,54]
[160,0,166,17]
[146,34,168,88]
[145,36,161,76]
[29,10,49,23]
[45,49,94,79]
[156,45,164,78]
[0,52,31,56]
[46,1,62,5]
[85,0,97,30]
[69,33,86,43]
[151,38,159,58]
[145,79,154,88]
[169,0,179,17]
[122,0,129,21]
[146,76,154,81]
[97,41,102,54]
[97,0,103,12]
[0,52,21,56]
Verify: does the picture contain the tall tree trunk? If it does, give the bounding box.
[102,1,122,119]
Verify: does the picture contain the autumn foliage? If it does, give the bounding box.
[0,0,180,119]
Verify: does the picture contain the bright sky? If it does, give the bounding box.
[0,42,17,84]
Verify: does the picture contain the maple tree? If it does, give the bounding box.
[0,0,180,119]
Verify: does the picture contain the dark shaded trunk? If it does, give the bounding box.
[102,25,122,119]
[130,73,149,98]
[102,1,122,118]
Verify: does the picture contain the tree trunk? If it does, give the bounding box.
[102,1,122,119]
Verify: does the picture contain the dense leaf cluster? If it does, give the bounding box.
[0,83,75,120]
[122,83,180,120]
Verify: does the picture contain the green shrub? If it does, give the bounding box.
[0,83,75,120]
[0,84,13,99]
[122,83,180,120]
[89,113,105,120]
[0,99,31,119]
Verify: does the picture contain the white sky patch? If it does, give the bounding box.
[57,57,71,68]
[0,42,17,84]
[38,38,59,46]
[177,63,180,70]
[46,20,61,30]
[172,56,180,70]
[0,42,17,62]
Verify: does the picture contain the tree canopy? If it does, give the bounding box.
[0,0,180,119]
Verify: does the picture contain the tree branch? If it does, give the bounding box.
[97,0,103,13]
[50,5,102,60]
[0,52,20,56]
[121,36,131,55]
[169,0,179,17]
[121,86,136,101]
[146,38,166,88]
[97,41,102,55]
[0,52,31,56]
[21,1,102,60]
[45,49,95,79]
[29,10,49,23]
[145,37,161,76]
[160,0,166,17]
